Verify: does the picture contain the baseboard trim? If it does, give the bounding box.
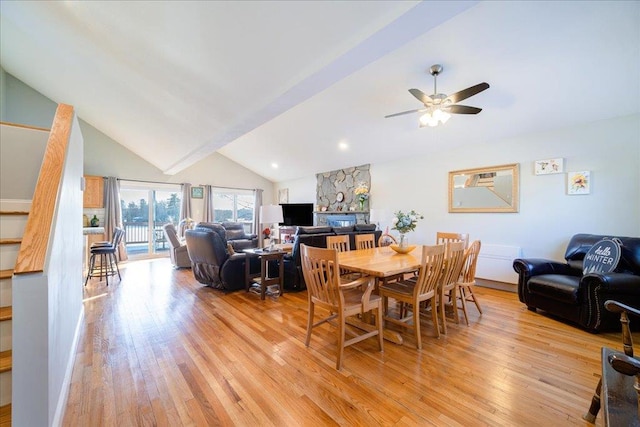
[476,278,517,293]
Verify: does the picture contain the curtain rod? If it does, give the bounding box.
[197,184,259,192]
[115,177,180,186]
[112,177,259,192]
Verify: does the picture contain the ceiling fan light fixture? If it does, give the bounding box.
[420,108,450,127]
[386,64,489,128]
[433,108,451,124]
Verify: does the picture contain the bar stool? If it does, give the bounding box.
[85,228,124,286]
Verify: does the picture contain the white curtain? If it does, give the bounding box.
[203,184,214,222]
[178,183,192,236]
[254,189,263,247]
[104,176,128,261]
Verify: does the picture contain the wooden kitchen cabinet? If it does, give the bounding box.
[83,175,104,208]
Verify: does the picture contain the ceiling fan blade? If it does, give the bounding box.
[447,105,482,115]
[445,82,489,104]
[408,88,433,106]
[385,108,425,118]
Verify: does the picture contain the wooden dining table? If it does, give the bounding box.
[338,246,423,280]
[338,246,424,344]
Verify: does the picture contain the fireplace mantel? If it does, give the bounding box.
[314,210,369,226]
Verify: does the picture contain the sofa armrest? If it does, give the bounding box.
[513,258,577,277]
[580,273,640,331]
[513,258,579,304]
[582,272,640,295]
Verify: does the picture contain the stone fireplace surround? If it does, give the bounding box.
[315,164,370,225]
[316,164,370,211]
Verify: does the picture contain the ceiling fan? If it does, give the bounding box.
[385,64,489,127]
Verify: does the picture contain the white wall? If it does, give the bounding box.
[0,124,49,199]
[279,114,640,264]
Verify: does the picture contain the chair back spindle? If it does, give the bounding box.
[355,233,376,250]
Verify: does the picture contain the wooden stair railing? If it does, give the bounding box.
[14,104,74,275]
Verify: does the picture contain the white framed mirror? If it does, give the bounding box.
[448,163,519,213]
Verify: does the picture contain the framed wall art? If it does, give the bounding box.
[278,188,289,203]
[191,186,204,199]
[534,158,564,175]
[567,171,590,195]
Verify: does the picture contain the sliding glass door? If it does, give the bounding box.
[212,190,255,234]
[120,182,181,258]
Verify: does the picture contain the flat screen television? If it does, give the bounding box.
[279,203,314,226]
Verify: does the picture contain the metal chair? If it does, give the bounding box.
[85,227,124,286]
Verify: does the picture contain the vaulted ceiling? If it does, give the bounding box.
[1,1,639,182]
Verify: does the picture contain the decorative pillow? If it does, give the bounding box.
[297,226,332,235]
[355,224,377,232]
[332,226,355,234]
[583,238,621,275]
[226,229,245,240]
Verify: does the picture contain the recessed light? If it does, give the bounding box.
[338,142,349,150]
[271,163,279,168]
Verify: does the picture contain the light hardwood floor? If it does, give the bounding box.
[63,258,636,426]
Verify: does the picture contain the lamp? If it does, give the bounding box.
[259,204,283,247]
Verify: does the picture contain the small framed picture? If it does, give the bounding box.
[534,158,564,175]
[567,171,590,195]
[191,186,204,199]
[278,188,289,203]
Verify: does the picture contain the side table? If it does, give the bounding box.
[244,248,285,300]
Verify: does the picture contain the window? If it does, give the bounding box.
[212,190,255,233]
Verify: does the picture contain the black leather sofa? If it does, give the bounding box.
[220,222,258,251]
[513,233,640,332]
[185,223,258,291]
[282,224,382,291]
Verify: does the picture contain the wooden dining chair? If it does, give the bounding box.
[326,235,354,278]
[355,233,376,250]
[300,244,384,370]
[436,232,469,249]
[379,244,446,349]
[326,235,350,252]
[455,240,482,325]
[378,233,397,247]
[438,240,467,334]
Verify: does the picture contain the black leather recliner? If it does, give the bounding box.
[221,222,258,251]
[513,233,640,332]
[185,223,254,291]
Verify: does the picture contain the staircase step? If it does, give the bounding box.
[0,404,10,427]
[0,271,12,280]
[0,351,11,373]
[0,307,10,322]
[0,238,21,245]
[0,211,29,216]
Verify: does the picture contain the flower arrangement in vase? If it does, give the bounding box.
[262,227,271,240]
[391,210,423,247]
[354,182,369,211]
